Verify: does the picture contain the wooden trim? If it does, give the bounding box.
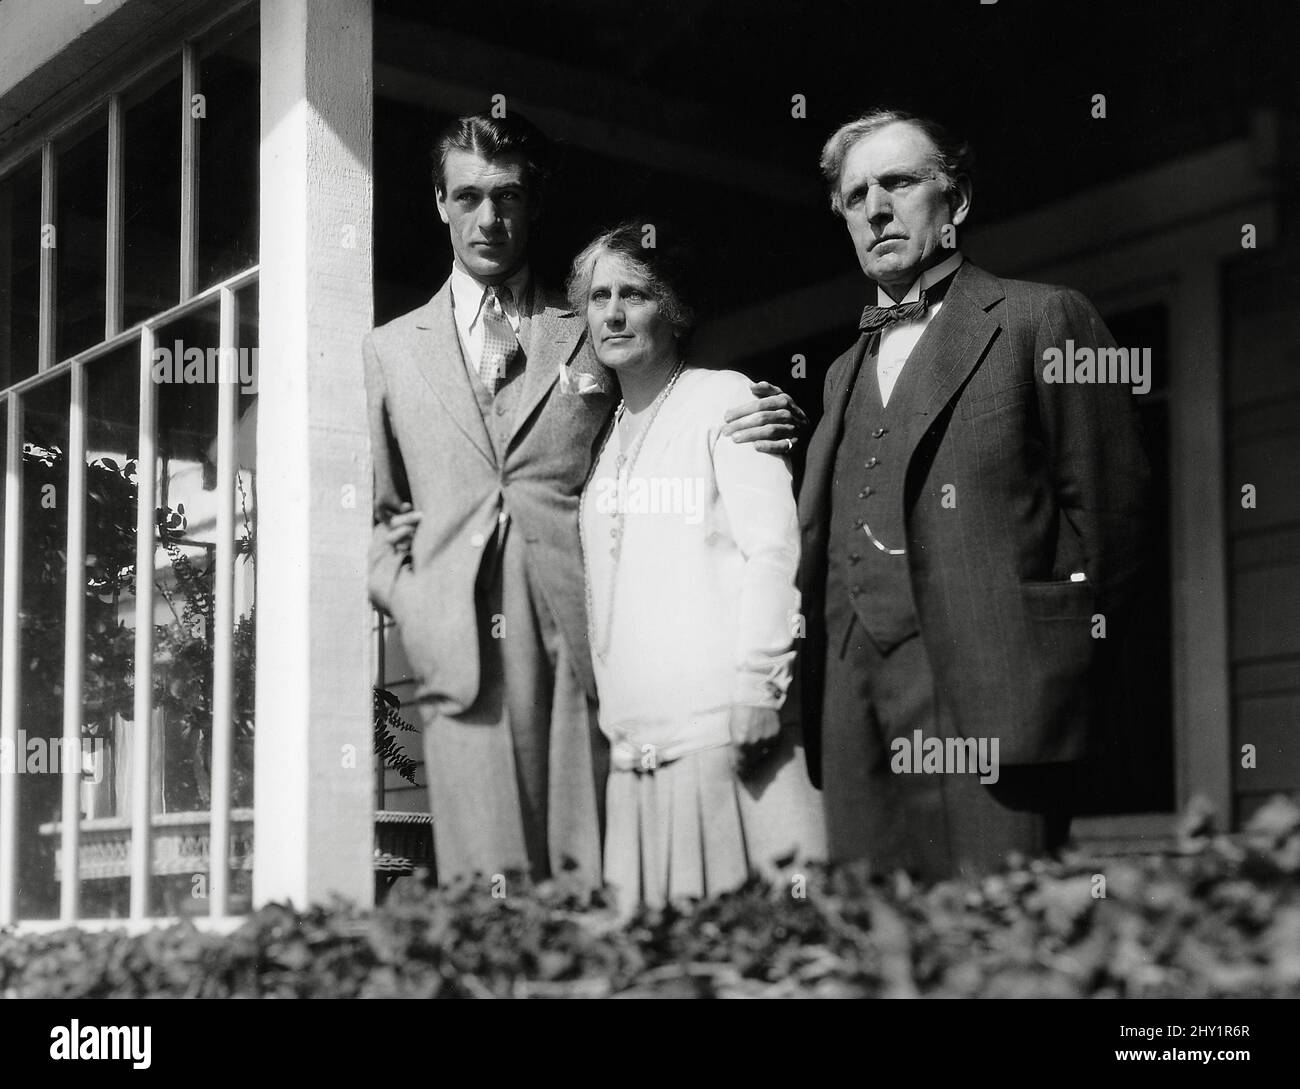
[37,141,55,371]
[0,396,23,925]
[1170,260,1233,826]
[179,41,199,301]
[105,95,124,338]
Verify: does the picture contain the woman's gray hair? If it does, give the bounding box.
[565,220,697,336]
[819,108,974,217]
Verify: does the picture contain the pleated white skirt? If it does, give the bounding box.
[602,727,826,911]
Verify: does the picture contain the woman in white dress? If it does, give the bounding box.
[570,223,825,909]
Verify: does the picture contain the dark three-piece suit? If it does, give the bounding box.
[797,259,1150,878]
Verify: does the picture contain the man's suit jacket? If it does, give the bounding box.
[797,260,1150,780]
[364,278,617,713]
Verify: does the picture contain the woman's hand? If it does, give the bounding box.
[385,502,422,555]
[728,703,782,778]
[721,381,809,454]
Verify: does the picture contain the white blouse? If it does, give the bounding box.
[579,366,801,766]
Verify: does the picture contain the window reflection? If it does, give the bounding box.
[123,68,182,329]
[199,26,259,290]
[0,157,42,386]
[76,345,140,917]
[56,122,109,362]
[18,377,71,920]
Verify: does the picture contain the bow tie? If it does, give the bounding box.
[859,291,930,333]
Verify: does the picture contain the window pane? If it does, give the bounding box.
[79,343,141,918]
[56,122,109,363]
[17,376,70,920]
[0,157,43,387]
[151,305,220,916]
[124,67,182,329]
[198,26,259,289]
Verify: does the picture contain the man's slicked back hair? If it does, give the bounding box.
[433,112,553,199]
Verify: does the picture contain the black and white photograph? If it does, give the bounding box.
[0,0,1296,1050]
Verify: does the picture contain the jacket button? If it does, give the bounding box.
[470,532,486,548]
[848,553,861,565]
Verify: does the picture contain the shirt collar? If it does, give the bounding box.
[450,261,531,319]
[876,251,964,308]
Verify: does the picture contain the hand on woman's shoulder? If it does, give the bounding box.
[681,366,764,420]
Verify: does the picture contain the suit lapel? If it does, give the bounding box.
[509,289,585,445]
[898,262,1004,467]
[412,281,495,466]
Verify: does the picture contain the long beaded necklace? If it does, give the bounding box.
[580,360,686,663]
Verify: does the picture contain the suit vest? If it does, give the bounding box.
[825,336,925,652]
[468,345,528,463]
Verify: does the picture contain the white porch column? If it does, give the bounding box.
[254,0,374,908]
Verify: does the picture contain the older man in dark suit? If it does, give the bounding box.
[797,108,1149,880]
[366,113,801,887]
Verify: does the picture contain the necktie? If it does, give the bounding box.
[858,290,930,333]
[478,284,518,394]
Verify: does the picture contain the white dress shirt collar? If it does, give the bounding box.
[450,262,531,328]
[876,251,964,308]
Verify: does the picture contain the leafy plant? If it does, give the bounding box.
[373,687,419,787]
[2,796,1298,999]
[18,443,419,818]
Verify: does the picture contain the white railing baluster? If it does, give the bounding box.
[129,327,157,920]
[59,360,87,919]
[209,287,238,917]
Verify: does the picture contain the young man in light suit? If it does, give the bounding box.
[365,114,802,887]
[797,109,1150,880]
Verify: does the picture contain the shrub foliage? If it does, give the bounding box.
[3,797,1298,999]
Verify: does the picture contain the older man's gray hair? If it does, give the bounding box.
[819,108,974,217]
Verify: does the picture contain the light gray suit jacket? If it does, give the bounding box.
[364,277,618,713]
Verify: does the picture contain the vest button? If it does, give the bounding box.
[848,553,861,565]
[850,586,863,597]
[865,457,879,469]
[860,486,873,498]
[873,427,888,438]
